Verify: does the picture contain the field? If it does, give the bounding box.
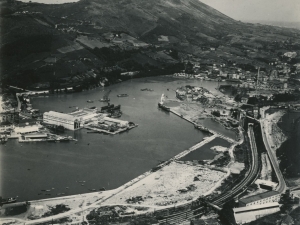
[76,36,112,49]
[57,43,83,54]
[104,161,228,207]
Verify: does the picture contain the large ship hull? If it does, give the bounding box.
[158,103,170,112]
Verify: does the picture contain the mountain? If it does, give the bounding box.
[1,0,300,89]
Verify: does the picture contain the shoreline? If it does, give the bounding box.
[0,77,243,224]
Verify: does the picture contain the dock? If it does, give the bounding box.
[84,124,138,135]
[169,108,236,143]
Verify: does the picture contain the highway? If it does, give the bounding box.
[260,119,286,193]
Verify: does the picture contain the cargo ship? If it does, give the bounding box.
[1,197,17,205]
[117,94,128,97]
[158,93,170,112]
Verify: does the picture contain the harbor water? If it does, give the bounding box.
[0,76,236,201]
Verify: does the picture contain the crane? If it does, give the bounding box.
[100,89,111,103]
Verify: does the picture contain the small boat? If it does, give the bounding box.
[87,100,94,103]
[66,187,69,189]
[141,88,153,91]
[99,98,110,102]
[117,94,128,97]
[1,197,17,205]
[45,190,51,192]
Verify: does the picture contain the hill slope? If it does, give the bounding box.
[1,0,300,89]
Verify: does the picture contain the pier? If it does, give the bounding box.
[169,108,236,143]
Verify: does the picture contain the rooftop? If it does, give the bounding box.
[233,202,279,213]
[44,111,75,121]
[239,191,280,205]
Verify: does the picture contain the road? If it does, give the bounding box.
[260,119,286,193]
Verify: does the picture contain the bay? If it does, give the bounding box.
[0,76,235,201]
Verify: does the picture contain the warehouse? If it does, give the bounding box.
[239,190,281,207]
[233,202,280,224]
[43,108,99,130]
[43,111,80,130]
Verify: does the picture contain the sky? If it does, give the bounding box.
[200,0,300,23]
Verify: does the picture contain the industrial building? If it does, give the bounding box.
[239,190,281,207]
[103,117,129,128]
[233,202,280,224]
[43,108,98,130]
[255,179,278,191]
[23,133,48,140]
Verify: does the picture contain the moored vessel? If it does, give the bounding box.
[117,94,128,97]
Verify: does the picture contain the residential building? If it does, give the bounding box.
[0,110,19,124]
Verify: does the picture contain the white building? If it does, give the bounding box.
[43,108,99,130]
[239,190,281,207]
[14,125,40,134]
[43,111,81,130]
[255,179,278,190]
[103,117,129,128]
[233,202,280,224]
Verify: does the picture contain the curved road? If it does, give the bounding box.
[260,119,286,193]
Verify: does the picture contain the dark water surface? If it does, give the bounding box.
[179,137,231,161]
[0,77,235,201]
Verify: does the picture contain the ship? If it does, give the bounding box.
[194,124,211,133]
[0,135,8,144]
[158,93,170,112]
[47,125,65,133]
[226,79,241,83]
[141,88,154,91]
[1,197,17,205]
[99,98,110,102]
[110,111,122,118]
[117,94,128,97]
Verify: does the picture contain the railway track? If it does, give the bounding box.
[158,124,261,224]
[211,124,260,206]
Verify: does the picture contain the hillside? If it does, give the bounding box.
[1,0,300,89]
